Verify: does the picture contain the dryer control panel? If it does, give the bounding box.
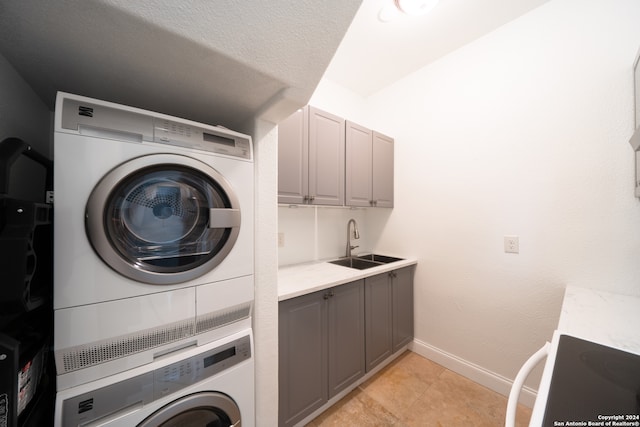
[58,94,252,160]
[154,119,251,159]
[59,334,251,427]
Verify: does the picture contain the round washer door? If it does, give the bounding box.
[137,392,241,427]
[86,154,241,285]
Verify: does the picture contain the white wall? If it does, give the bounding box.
[251,118,279,426]
[278,206,376,265]
[367,0,640,398]
[281,0,640,404]
[0,53,51,200]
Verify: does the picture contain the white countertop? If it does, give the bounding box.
[278,256,418,301]
[529,286,640,426]
[557,286,640,354]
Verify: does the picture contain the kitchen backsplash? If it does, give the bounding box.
[278,205,372,266]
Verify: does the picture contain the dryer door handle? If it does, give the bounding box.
[209,208,241,228]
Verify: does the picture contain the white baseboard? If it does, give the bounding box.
[409,338,537,408]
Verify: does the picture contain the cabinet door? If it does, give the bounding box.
[372,131,394,208]
[308,106,345,206]
[278,107,308,204]
[328,280,365,398]
[392,266,414,352]
[345,121,373,207]
[364,272,393,372]
[279,291,327,427]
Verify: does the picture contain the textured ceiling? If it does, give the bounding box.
[0,0,362,131]
[324,0,551,96]
[0,0,551,131]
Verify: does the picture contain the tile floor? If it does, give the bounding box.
[306,350,532,427]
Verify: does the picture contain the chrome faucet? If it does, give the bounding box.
[345,218,360,258]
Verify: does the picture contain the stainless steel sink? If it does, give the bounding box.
[328,257,380,270]
[329,254,404,270]
[356,254,404,264]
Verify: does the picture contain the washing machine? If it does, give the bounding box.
[54,329,254,427]
[53,93,254,390]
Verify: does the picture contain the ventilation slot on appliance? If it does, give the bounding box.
[57,303,253,374]
[78,106,94,117]
[58,319,195,373]
[196,302,252,334]
[78,398,94,414]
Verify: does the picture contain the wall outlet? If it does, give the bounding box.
[278,232,285,248]
[504,235,519,254]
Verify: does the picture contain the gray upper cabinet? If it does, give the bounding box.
[345,121,373,207]
[278,107,308,205]
[310,107,346,206]
[345,121,394,208]
[278,106,345,206]
[372,131,394,208]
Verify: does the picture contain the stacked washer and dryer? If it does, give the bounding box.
[52,93,255,426]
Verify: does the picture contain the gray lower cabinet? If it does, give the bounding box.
[327,280,365,398]
[279,267,413,426]
[392,267,415,351]
[279,280,364,427]
[365,266,415,372]
[364,272,392,371]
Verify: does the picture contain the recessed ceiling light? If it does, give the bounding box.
[378,3,402,22]
[394,0,439,16]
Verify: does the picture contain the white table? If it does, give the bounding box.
[528,286,640,425]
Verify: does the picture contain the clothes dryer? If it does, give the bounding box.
[55,330,254,427]
[53,93,254,390]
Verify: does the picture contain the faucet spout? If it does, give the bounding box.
[346,218,360,258]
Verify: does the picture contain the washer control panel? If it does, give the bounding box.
[60,335,251,427]
[154,335,251,399]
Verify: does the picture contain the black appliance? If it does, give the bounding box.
[542,334,640,425]
[0,137,54,427]
[0,138,53,314]
[0,308,54,427]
